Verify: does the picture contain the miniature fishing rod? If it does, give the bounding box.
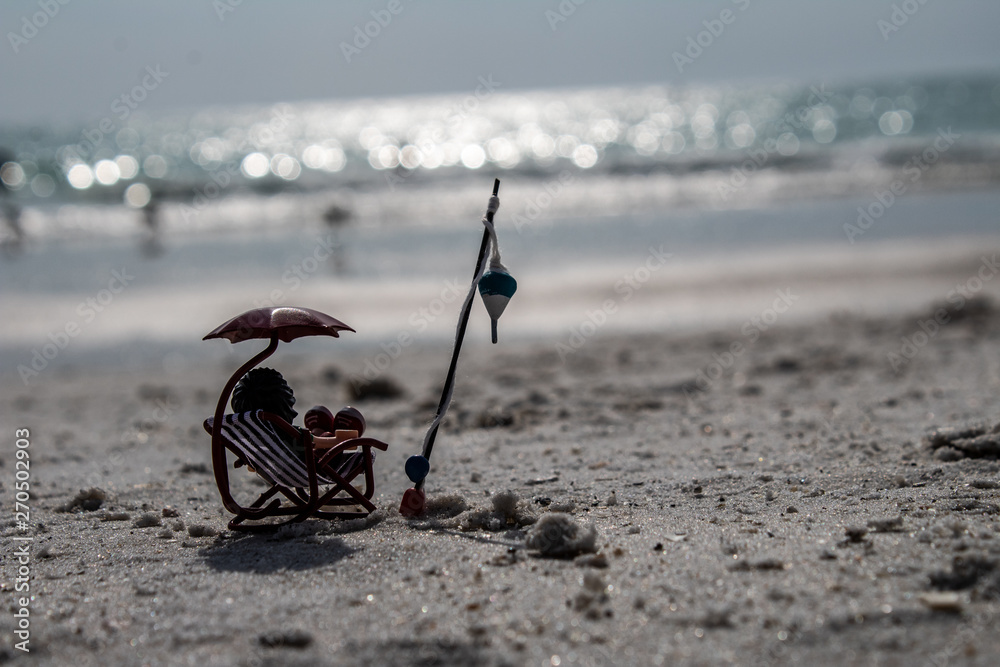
[400,178,517,517]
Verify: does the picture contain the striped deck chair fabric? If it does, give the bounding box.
[205,410,368,488]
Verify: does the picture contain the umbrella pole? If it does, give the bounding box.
[210,334,280,516]
[401,179,499,514]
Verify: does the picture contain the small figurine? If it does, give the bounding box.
[232,368,298,423]
[304,405,366,438]
[230,366,364,461]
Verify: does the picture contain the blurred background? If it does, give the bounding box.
[1,1,999,380]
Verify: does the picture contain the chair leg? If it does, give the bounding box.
[226,483,318,532]
[224,451,381,530]
[229,513,312,533]
[316,469,377,512]
[248,485,282,507]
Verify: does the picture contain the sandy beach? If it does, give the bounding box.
[3,240,1000,666]
[3,2,999,664]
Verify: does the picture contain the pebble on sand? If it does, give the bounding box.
[346,376,404,401]
[867,516,904,532]
[575,552,609,568]
[60,487,106,512]
[844,526,869,543]
[491,490,520,520]
[573,572,613,619]
[918,592,963,613]
[258,630,313,648]
[133,512,162,528]
[187,524,219,538]
[526,513,598,558]
[459,491,537,531]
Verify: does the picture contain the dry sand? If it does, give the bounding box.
[3,283,1000,665]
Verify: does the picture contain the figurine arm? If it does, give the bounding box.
[312,430,360,449]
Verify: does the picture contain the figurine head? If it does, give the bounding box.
[303,405,334,433]
[231,367,297,424]
[333,406,366,436]
[304,405,366,436]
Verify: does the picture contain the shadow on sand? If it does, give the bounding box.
[201,531,358,573]
[342,637,496,667]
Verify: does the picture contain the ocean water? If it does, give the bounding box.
[2,74,1000,376]
[1,72,998,242]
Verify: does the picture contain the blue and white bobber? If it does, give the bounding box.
[478,269,517,343]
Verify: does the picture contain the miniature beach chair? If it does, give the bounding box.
[202,306,389,532]
[203,410,387,531]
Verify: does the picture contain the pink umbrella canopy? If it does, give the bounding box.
[203,306,355,344]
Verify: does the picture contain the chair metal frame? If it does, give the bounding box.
[205,335,387,532]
